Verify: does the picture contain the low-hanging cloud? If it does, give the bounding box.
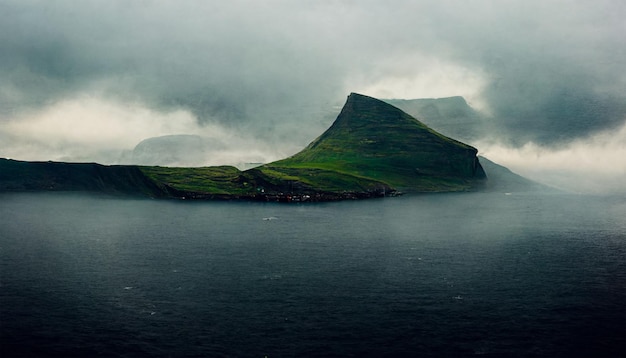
[479,121,626,194]
[0,97,285,165]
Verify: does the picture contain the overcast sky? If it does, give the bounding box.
[1,0,625,193]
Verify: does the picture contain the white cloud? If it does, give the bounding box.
[479,121,626,194]
[0,96,283,166]
[3,97,200,148]
[353,56,489,111]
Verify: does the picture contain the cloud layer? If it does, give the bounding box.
[1,0,625,192]
[479,121,626,194]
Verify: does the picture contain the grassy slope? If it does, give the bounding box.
[266,93,485,192]
[139,165,250,195]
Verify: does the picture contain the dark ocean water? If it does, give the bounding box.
[0,192,624,357]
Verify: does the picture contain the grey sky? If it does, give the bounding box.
[1,0,625,192]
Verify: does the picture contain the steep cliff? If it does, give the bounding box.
[264,93,486,193]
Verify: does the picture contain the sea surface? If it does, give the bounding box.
[0,192,624,357]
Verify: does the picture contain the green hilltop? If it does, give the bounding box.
[259,93,485,193]
[1,93,496,201]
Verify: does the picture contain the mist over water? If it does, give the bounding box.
[1,192,624,357]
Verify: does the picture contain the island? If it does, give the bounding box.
[0,93,540,201]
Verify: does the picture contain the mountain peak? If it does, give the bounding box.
[311,92,434,147]
[270,92,486,191]
[346,92,384,104]
[336,92,420,127]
